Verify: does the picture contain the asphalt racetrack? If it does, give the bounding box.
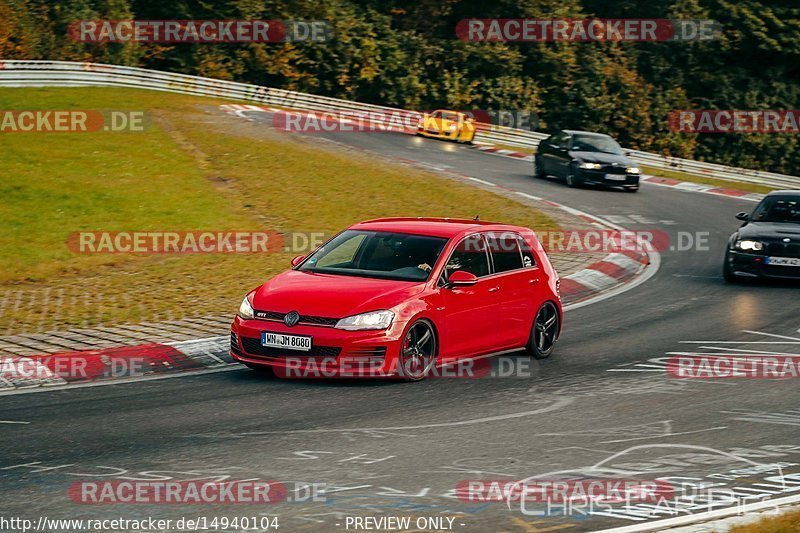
[1,115,798,532]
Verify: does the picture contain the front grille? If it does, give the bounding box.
[601,164,627,175]
[230,332,242,355]
[764,242,800,258]
[240,336,342,358]
[253,309,338,327]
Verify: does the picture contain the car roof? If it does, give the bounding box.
[765,190,800,197]
[351,217,522,238]
[561,130,612,137]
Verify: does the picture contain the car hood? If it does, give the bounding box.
[738,222,800,240]
[569,150,633,166]
[251,270,426,318]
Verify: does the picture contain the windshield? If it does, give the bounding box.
[442,112,460,121]
[299,230,448,281]
[571,134,624,155]
[751,196,800,223]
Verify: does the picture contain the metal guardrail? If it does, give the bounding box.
[1,60,798,190]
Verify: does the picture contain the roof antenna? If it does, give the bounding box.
[473,215,480,221]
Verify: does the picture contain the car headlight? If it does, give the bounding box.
[335,310,394,331]
[578,162,602,169]
[736,239,764,251]
[238,296,255,319]
[626,167,640,174]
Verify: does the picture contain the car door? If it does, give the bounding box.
[551,132,572,178]
[436,234,500,360]
[538,134,556,174]
[485,232,539,348]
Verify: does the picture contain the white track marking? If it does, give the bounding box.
[679,341,800,344]
[591,494,800,532]
[0,365,242,397]
[195,397,574,437]
[465,176,496,187]
[698,346,800,355]
[742,330,800,341]
[514,191,542,201]
[0,420,30,424]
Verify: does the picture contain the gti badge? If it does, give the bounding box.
[284,311,300,327]
[783,238,791,243]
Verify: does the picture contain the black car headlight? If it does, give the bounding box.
[578,162,602,170]
[735,239,764,251]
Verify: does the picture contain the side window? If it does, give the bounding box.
[486,232,524,273]
[445,235,490,278]
[518,235,537,268]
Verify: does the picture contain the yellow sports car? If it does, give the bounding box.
[416,110,476,143]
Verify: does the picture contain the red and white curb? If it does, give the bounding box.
[641,175,765,202]
[0,336,232,394]
[470,142,534,161]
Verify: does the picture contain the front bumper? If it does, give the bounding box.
[230,315,408,377]
[726,250,800,280]
[576,169,640,188]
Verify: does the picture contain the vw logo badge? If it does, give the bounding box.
[783,238,791,243]
[284,311,300,327]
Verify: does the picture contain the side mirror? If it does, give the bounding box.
[448,270,478,287]
[291,255,306,267]
[735,212,749,222]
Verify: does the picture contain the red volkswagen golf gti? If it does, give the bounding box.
[230,218,562,380]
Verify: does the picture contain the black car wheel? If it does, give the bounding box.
[398,319,438,381]
[723,251,739,283]
[565,172,579,188]
[526,302,560,359]
[533,156,545,179]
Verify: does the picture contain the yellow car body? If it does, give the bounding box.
[416,110,476,143]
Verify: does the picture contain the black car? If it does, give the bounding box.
[534,130,641,192]
[724,191,800,282]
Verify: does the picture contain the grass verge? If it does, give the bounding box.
[727,508,800,532]
[0,87,557,333]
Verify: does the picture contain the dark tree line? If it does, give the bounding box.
[2,0,798,174]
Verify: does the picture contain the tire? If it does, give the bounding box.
[533,156,545,179]
[397,319,438,381]
[723,252,739,283]
[526,302,560,359]
[565,174,579,189]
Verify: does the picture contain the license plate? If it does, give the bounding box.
[605,174,627,181]
[261,332,312,351]
[766,256,800,266]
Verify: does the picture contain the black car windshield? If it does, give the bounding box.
[751,196,800,223]
[298,230,448,281]
[571,134,624,155]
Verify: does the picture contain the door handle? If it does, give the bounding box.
[489,286,500,292]
[529,279,539,284]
